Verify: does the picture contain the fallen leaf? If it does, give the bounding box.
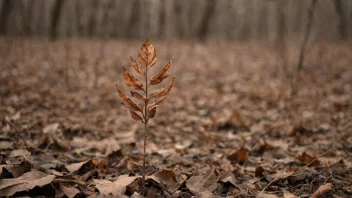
[94,175,139,196]
[310,183,334,198]
[296,152,320,166]
[218,170,241,189]
[227,147,249,164]
[282,190,299,198]
[148,169,181,192]
[257,192,279,198]
[59,183,80,198]
[43,123,59,134]
[186,171,218,194]
[0,170,56,196]
[0,160,31,178]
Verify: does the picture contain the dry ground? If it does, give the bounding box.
[0,38,351,197]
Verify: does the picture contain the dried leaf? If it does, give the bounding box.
[0,171,56,196]
[117,87,142,112]
[227,147,248,164]
[186,171,218,194]
[147,97,167,111]
[150,62,171,85]
[130,111,143,121]
[130,56,144,75]
[94,175,139,196]
[149,77,175,99]
[256,192,279,198]
[123,67,144,90]
[138,53,147,66]
[130,91,146,101]
[296,152,320,166]
[282,190,299,198]
[310,183,334,198]
[148,170,181,192]
[148,107,156,119]
[141,39,157,68]
[59,183,80,198]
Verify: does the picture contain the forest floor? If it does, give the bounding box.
[0,38,351,198]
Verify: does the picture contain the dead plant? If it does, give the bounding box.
[116,39,175,193]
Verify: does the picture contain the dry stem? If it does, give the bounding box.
[142,64,149,194]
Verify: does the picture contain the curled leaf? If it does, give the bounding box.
[148,107,156,119]
[129,111,143,122]
[147,97,167,111]
[141,39,157,68]
[117,87,141,112]
[130,91,146,101]
[149,77,175,99]
[130,57,144,75]
[123,67,144,90]
[150,62,171,85]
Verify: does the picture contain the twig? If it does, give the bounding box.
[262,148,332,192]
[53,178,89,189]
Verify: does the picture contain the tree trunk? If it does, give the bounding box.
[0,0,13,35]
[198,0,217,41]
[332,0,348,39]
[50,0,65,40]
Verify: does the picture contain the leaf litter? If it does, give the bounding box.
[0,38,351,197]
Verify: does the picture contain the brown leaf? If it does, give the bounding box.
[117,87,142,112]
[149,77,175,99]
[148,169,181,192]
[310,183,334,198]
[122,67,144,90]
[0,170,56,196]
[94,175,139,196]
[130,91,146,101]
[256,192,279,198]
[296,152,320,166]
[141,39,157,68]
[227,147,248,164]
[129,111,143,122]
[147,96,167,111]
[0,160,31,178]
[130,56,144,75]
[219,171,241,189]
[59,183,80,198]
[138,52,147,66]
[185,171,218,194]
[150,62,171,85]
[148,107,156,119]
[66,159,97,174]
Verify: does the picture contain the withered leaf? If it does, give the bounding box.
[0,171,56,196]
[150,62,171,85]
[141,39,157,68]
[186,171,218,194]
[130,91,146,101]
[123,67,144,90]
[149,77,175,99]
[148,107,156,119]
[147,97,167,111]
[129,111,143,121]
[311,183,333,198]
[117,87,141,112]
[130,56,144,75]
[138,53,147,66]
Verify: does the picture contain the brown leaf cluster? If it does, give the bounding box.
[117,39,175,123]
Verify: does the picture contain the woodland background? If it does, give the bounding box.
[0,0,352,41]
[0,0,351,197]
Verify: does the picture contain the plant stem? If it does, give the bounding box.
[142,66,149,194]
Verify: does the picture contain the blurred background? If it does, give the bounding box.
[1,0,351,41]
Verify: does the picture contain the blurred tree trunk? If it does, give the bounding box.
[332,0,347,39]
[50,0,65,40]
[125,0,140,38]
[88,0,99,37]
[198,0,217,41]
[0,0,13,35]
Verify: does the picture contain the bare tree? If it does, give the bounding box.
[0,0,13,35]
[332,0,348,39]
[198,0,217,41]
[50,0,65,40]
[293,0,318,95]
